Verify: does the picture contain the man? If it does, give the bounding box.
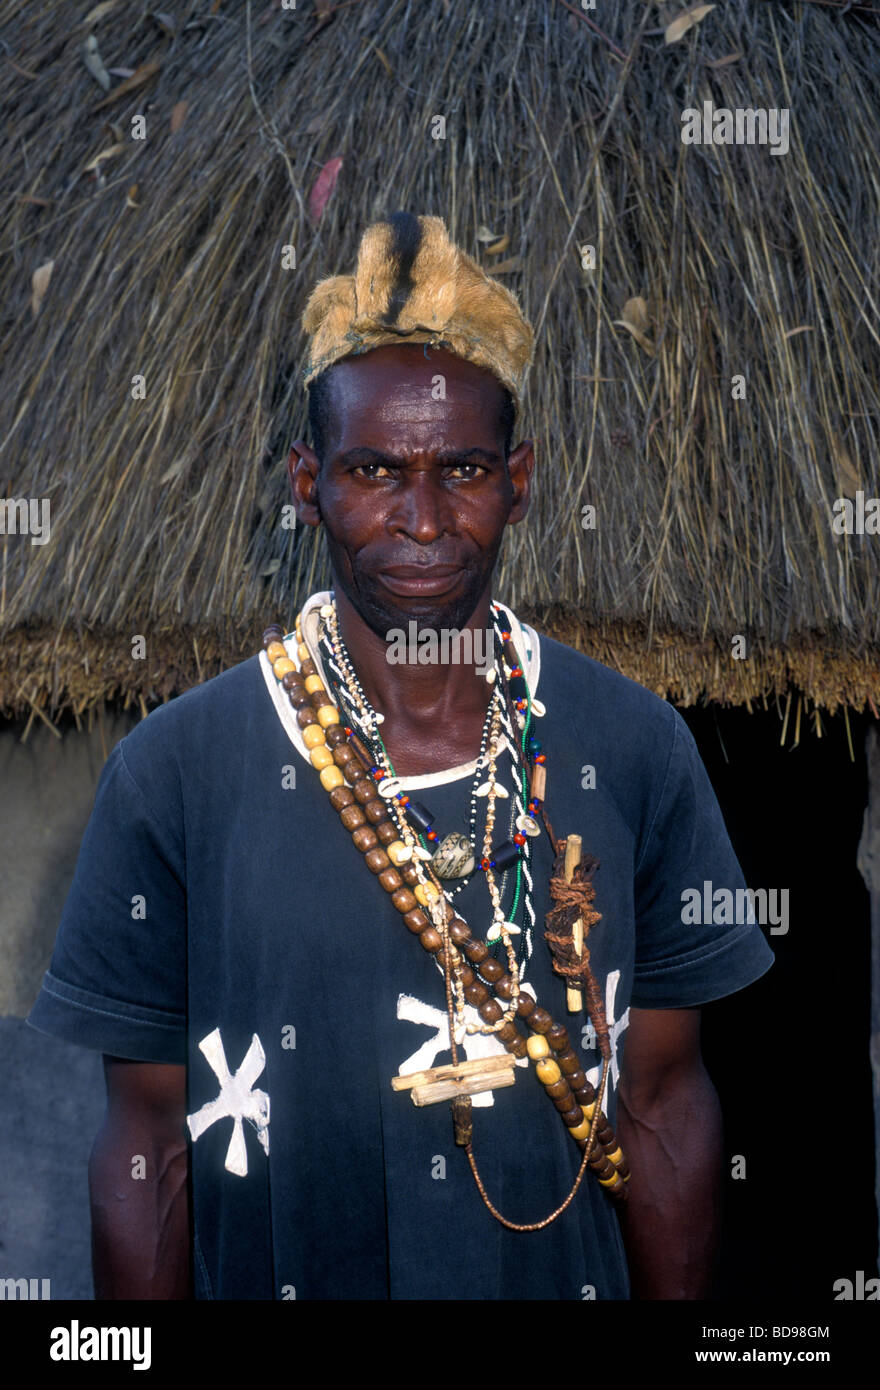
[28,212,773,1300]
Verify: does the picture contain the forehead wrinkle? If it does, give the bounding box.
[335,444,500,468]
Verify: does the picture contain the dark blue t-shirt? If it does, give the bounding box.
[27,619,773,1300]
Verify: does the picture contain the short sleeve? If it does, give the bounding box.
[631,708,774,1008]
[26,737,187,1062]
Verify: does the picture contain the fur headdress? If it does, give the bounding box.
[301,211,534,407]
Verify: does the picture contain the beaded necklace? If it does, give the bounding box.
[321,607,533,961]
[263,603,629,1227]
[318,621,499,902]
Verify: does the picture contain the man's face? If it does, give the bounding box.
[288,344,534,637]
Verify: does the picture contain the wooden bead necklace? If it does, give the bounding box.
[262,606,629,1227]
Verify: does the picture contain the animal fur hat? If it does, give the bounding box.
[301,211,534,407]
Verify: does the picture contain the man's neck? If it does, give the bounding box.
[332,587,496,777]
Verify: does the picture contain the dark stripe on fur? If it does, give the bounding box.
[381,211,422,325]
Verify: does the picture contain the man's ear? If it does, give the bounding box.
[506,439,535,525]
[287,440,322,527]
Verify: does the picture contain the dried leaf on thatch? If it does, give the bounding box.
[613,297,655,355]
[368,43,394,78]
[83,35,111,91]
[30,260,53,317]
[486,234,510,255]
[489,256,522,274]
[308,156,342,222]
[665,5,715,45]
[82,142,126,174]
[170,100,188,134]
[83,1,120,26]
[93,60,162,110]
[705,51,742,68]
[475,225,498,242]
[149,10,177,37]
[159,457,189,485]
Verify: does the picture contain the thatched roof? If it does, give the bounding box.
[2,0,879,726]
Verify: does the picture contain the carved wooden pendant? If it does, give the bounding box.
[452,1095,473,1147]
[565,833,585,1013]
[391,1054,516,1106]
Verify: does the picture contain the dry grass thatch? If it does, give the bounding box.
[1,0,879,720]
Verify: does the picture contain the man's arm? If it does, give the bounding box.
[89,1057,192,1300]
[615,1006,722,1299]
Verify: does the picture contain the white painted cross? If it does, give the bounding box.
[186,1028,270,1176]
[583,970,630,1100]
[397,989,532,1107]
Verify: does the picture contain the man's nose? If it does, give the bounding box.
[387,472,454,544]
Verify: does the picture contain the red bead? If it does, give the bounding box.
[501,630,511,640]
[344,726,353,736]
[513,833,526,846]
[426,830,437,841]
[480,857,491,871]
[399,795,410,806]
[534,754,546,764]
[511,666,522,678]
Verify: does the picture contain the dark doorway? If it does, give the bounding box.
[679,702,877,1299]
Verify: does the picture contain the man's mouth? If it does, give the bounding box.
[377,564,463,597]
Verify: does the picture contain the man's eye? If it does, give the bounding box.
[354,463,394,479]
[445,464,485,480]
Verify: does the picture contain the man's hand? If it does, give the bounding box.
[615,1006,722,1299]
[89,1057,191,1300]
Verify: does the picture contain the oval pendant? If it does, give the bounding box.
[430,831,476,880]
[377,777,402,798]
[530,698,546,717]
[515,812,542,838]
